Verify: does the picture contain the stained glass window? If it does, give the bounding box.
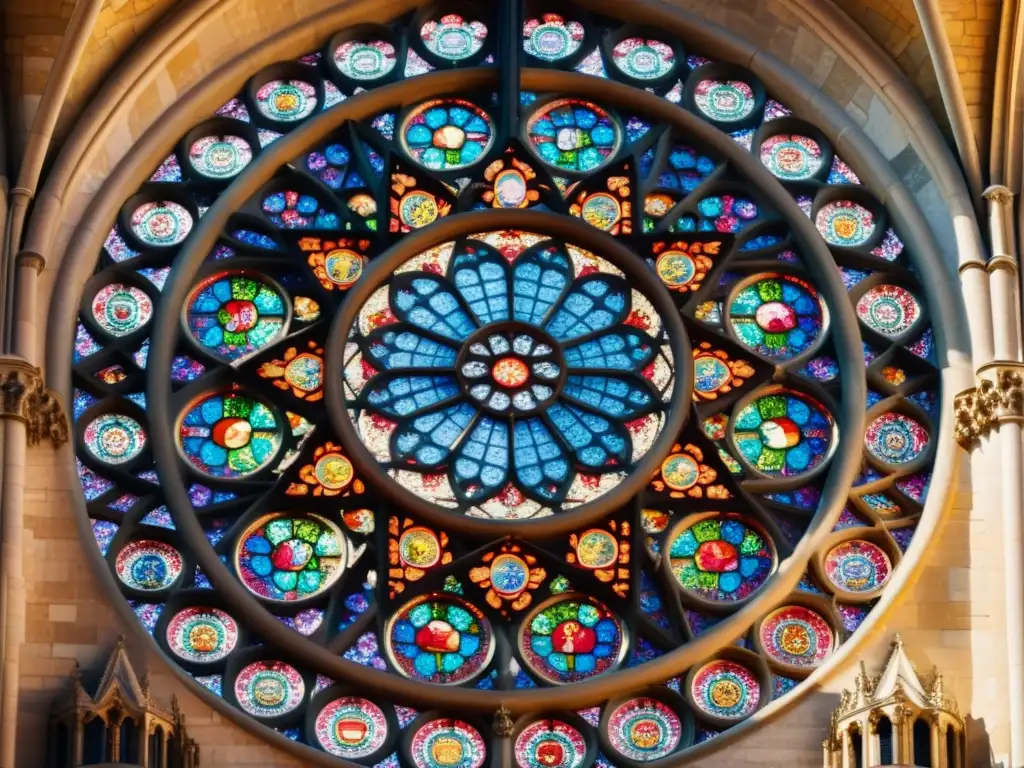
[69,4,942,765]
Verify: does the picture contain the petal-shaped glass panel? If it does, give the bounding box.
[391,274,477,342]
[513,417,571,499]
[562,375,656,418]
[392,402,476,466]
[365,374,461,416]
[366,327,459,370]
[547,403,628,467]
[453,416,510,496]
[563,329,655,372]
[512,246,572,325]
[545,276,629,341]
[450,248,511,325]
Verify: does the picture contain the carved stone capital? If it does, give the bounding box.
[0,356,69,447]
[955,362,1024,448]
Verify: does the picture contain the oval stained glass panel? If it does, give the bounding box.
[611,37,675,80]
[690,660,760,720]
[255,79,317,122]
[668,515,774,602]
[728,274,826,361]
[165,607,239,663]
[314,696,389,758]
[177,390,282,479]
[84,413,146,465]
[188,135,253,179]
[732,388,837,478]
[823,539,892,593]
[420,14,487,61]
[401,99,495,171]
[385,595,494,685]
[522,14,585,62]
[185,272,287,360]
[519,595,625,684]
[91,283,153,337]
[409,718,487,768]
[815,200,876,248]
[855,284,921,337]
[235,513,347,601]
[865,412,929,465]
[334,39,397,81]
[758,605,834,667]
[514,719,587,768]
[607,697,682,762]
[759,134,824,181]
[527,100,621,172]
[130,201,193,247]
[233,660,305,717]
[693,80,756,122]
[115,540,183,590]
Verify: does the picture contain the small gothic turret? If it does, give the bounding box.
[823,635,964,768]
[48,635,199,767]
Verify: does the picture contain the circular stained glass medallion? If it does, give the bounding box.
[165,607,239,663]
[459,327,562,414]
[409,718,487,768]
[314,697,389,759]
[519,595,625,684]
[815,200,876,248]
[655,249,698,291]
[323,249,364,289]
[385,595,494,685]
[607,697,682,762]
[690,660,760,721]
[579,192,622,231]
[334,39,397,81]
[575,529,619,569]
[732,388,837,478]
[728,275,826,361]
[402,99,494,171]
[84,413,146,465]
[130,200,193,247]
[91,284,153,337]
[115,540,183,590]
[185,272,288,360]
[514,719,587,768]
[693,80,756,123]
[527,100,621,172]
[660,453,699,491]
[823,539,892,593]
[855,284,921,337]
[759,134,824,181]
[668,515,774,602]
[420,14,487,61]
[284,353,324,394]
[234,660,305,718]
[611,37,675,81]
[865,412,929,465]
[399,527,442,569]
[188,135,253,179]
[255,79,317,122]
[693,354,732,396]
[523,14,585,62]
[235,513,347,601]
[758,605,834,667]
[490,553,530,596]
[177,390,283,479]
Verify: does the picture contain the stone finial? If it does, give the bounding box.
[493,705,514,738]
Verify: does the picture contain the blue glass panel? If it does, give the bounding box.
[367,328,459,369]
[512,247,571,325]
[562,375,654,417]
[563,330,655,372]
[513,418,569,499]
[365,375,460,416]
[547,403,628,467]
[453,417,509,495]
[393,403,475,466]
[451,250,510,325]
[391,275,477,342]
[545,277,628,341]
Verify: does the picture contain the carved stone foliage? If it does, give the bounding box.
[0,355,69,447]
[955,361,1024,448]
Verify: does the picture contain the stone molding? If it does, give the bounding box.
[0,355,69,446]
[954,361,1024,448]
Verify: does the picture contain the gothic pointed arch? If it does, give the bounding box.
[53,2,960,765]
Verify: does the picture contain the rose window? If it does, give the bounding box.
[66,2,947,765]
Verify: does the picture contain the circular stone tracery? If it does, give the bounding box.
[331,225,690,525]
[64,10,951,761]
